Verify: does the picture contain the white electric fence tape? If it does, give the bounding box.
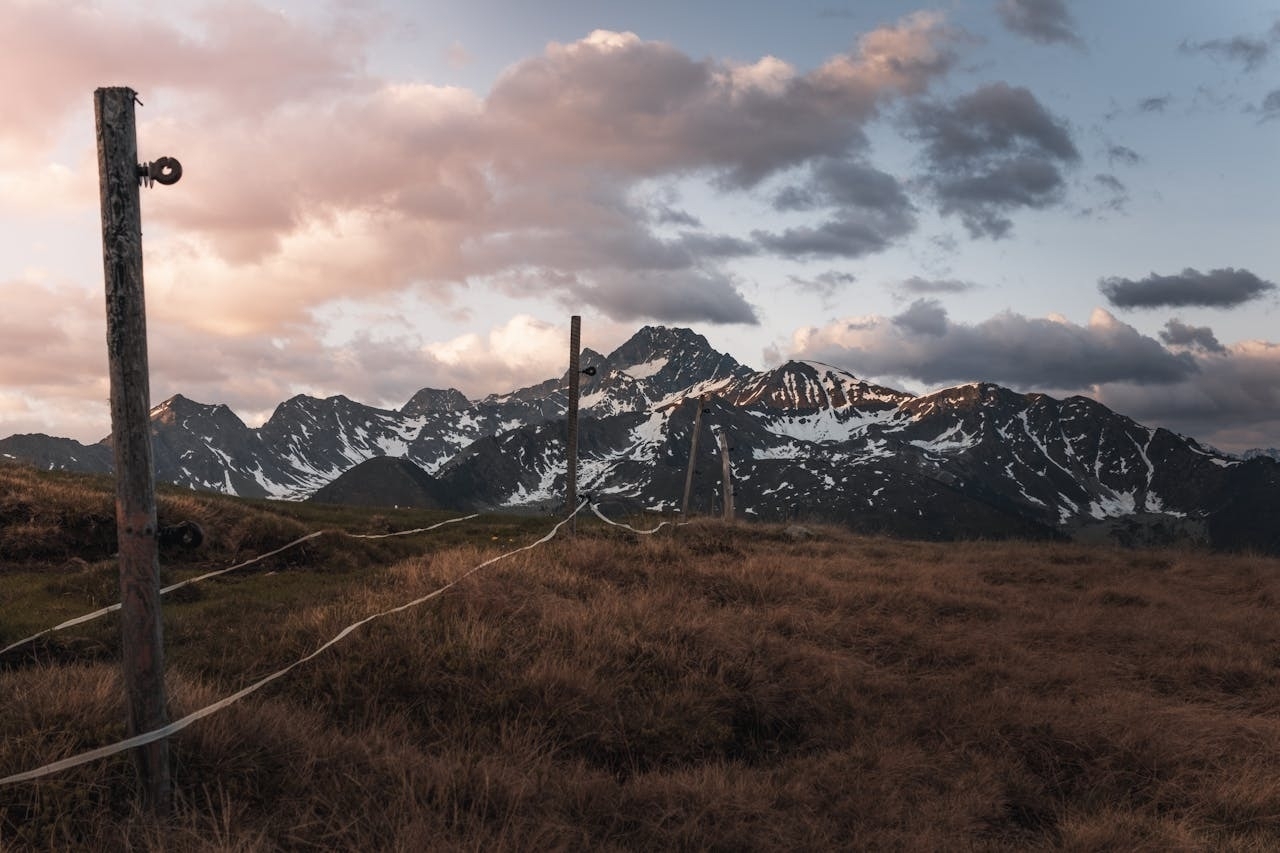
[589,503,681,535]
[0,503,586,787]
[0,514,480,657]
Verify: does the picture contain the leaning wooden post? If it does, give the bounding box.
[718,429,734,522]
[95,86,178,813]
[566,315,582,533]
[680,394,707,518]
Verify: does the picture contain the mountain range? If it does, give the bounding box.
[3,325,1277,553]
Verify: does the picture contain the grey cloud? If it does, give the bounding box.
[1107,144,1142,166]
[793,305,1196,388]
[567,269,758,325]
[653,205,701,227]
[909,83,1077,162]
[1138,95,1172,113]
[1092,173,1128,212]
[996,0,1083,47]
[1094,173,1125,194]
[772,157,913,213]
[756,157,917,257]
[1090,340,1280,451]
[817,158,915,210]
[754,208,915,259]
[907,83,1080,238]
[1100,267,1277,309]
[896,276,977,295]
[676,232,759,259]
[1259,89,1280,120]
[1180,34,1273,71]
[1159,319,1226,354]
[772,185,819,212]
[934,155,1068,237]
[893,299,949,335]
[788,270,857,296]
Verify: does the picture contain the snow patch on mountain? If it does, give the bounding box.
[620,357,668,380]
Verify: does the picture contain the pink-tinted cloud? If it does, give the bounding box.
[0,0,371,153]
[0,265,635,442]
[1090,340,1280,452]
[788,306,1280,452]
[0,5,970,441]
[97,11,960,332]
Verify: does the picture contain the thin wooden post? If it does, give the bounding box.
[95,86,170,813]
[718,429,734,522]
[681,394,706,518]
[566,316,582,533]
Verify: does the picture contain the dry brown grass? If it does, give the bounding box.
[3,466,1280,850]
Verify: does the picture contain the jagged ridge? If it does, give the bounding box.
[2,326,1276,552]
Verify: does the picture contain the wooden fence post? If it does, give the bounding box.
[681,394,707,519]
[566,316,581,533]
[95,86,175,813]
[718,429,734,522]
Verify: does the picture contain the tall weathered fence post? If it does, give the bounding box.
[95,86,173,813]
[681,394,707,518]
[566,315,582,533]
[718,429,734,522]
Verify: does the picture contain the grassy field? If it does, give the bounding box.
[2,462,1279,851]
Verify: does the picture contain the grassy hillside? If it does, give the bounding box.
[2,462,1279,850]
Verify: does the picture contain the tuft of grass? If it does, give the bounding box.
[2,463,1280,849]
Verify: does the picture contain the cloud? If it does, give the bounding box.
[758,157,917,258]
[894,276,978,296]
[142,13,961,327]
[1106,144,1142,166]
[892,299,950,336]
[906,82,1080,237]
[0,277,618,442]
[485,14,960,188]
[790,301,1195,388]
[1180,24,1279,72]
[1089,173,1128,213]
[0,6,967,336]
[1159,319,1226,354]
[562,269,758,325]
[0,6,977,440]
[1138,95,1172,113]
[422,315,572,393]
[788,299,1277,453]
[1094,173,1124,194]
[0,279,105,393]
[1099,267,1277,309]
[0,0,372,155]
[770,158,911,212]
[787,270,857,297]
[1257,88,1280,121]
[1091,340,1280,451]
[996,0,1083,47]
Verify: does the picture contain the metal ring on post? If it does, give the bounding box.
[148,157,182,185]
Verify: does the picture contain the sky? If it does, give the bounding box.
[1,0,1277,452]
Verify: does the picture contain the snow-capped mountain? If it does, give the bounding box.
[2,325,1277,553]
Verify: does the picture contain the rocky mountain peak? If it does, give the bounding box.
[899,382,1027,419]
[607,326,720,369]
[149,394,244,430]
[402,387,470,417]
[724,361,911,412]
